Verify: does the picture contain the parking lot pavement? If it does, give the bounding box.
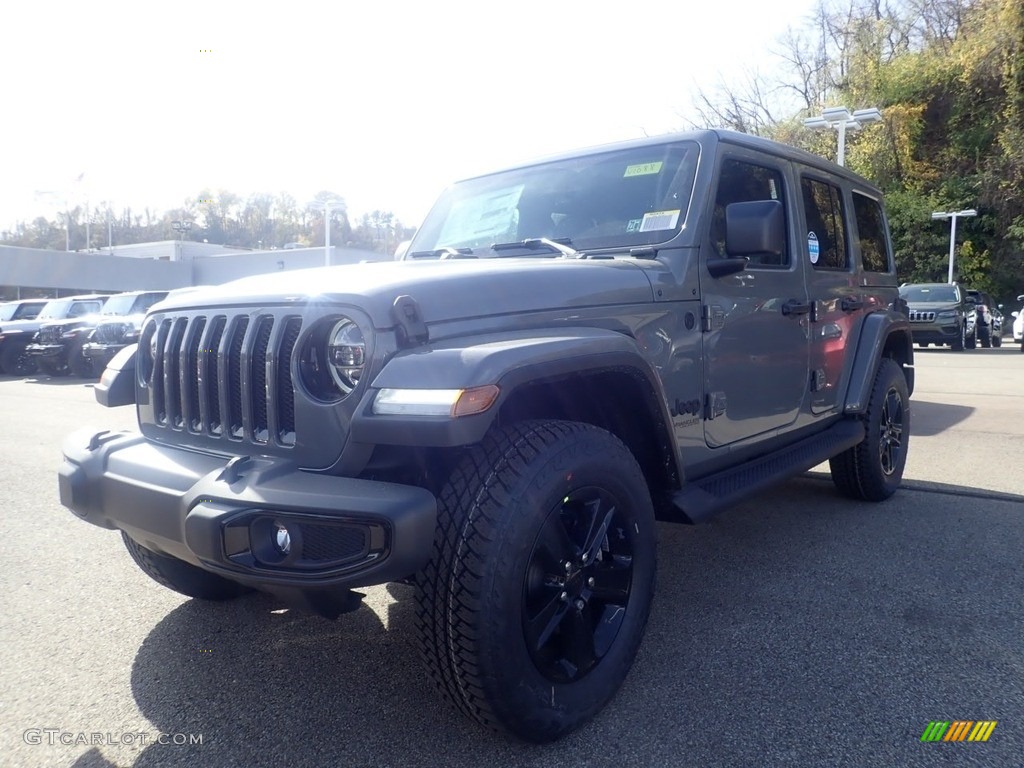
[1,347,1022,768]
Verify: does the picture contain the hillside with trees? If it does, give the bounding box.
[694,0,1023,301]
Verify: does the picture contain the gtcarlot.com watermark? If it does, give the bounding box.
[24,728,203,747]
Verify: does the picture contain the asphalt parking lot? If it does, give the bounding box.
[1,345,1022,768]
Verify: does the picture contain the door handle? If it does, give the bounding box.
[781,299,812,316]
[841,296,864,312]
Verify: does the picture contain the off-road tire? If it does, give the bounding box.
[830,358,909,502]
[965,325,977,349]
[36,358,69,377]
[0,344,36,376]
[415,420,657,742]
[978,325,991,348]
[122,532,251,600]
[992,333,1002,348]
[951,323,965,351]
[69,346,94,378]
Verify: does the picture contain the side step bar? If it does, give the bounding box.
[672,419,865,524]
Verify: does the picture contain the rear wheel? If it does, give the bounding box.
[122,532,251,600]
[830,358,910,502]
[415,420,657,742]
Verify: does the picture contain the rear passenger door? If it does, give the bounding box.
[799,171,863,414]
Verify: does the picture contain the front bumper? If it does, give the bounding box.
[908,323,960,344]
[58,428,437,591]
[82,342,126,367]
[25,343,65,359]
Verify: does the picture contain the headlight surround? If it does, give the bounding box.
[138,317,159,384]
[327,317,366,395]
[936,310,958,321]
[299,315,368,401]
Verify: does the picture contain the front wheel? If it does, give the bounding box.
[122,532,251,600]
[415,420,657,742]
[0,344,36,376]
[830,358,910,501]
[992,334,1002,348]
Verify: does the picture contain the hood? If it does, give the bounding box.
[0,317,49,335]
[904,300,961,311]
[155,258,655,328]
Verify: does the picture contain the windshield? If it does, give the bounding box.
[410,141,699,256]
[0,303,36,321]
[38,299,72,319]
[900,285,959,303]
[102,292,167,315]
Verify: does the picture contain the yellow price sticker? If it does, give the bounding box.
[623,162,663,178]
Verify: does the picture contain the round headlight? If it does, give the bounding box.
[327,318,365,395]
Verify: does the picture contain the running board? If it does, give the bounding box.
[672,419,865,524]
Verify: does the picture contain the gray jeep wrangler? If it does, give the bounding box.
[58,130,913,742]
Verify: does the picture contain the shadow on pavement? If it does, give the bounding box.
[112,476,1023,768]
[907,398,973,436]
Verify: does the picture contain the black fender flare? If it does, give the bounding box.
[843,311,914,414]
[350,327,679,466]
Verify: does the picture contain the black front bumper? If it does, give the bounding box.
[26,343,65,359]
[59,428,437,591]
[81,342,125,367]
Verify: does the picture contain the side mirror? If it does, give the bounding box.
[707,200,784,278]
[725,200,785,257]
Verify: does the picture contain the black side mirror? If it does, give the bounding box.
[725,200,785,257]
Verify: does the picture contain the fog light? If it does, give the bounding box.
[274,522,292,555]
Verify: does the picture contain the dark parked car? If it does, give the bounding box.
[59,130,913,742]
[964,289,1002,347]
[79,290,177,376]
[899,282,977,350]
[0,295,108,376]
[28,290,169,377]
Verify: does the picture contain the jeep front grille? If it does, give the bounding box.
[37,326,62,343]
[94,322,130,343]
[908,310,936,322]
[146,312,303,447]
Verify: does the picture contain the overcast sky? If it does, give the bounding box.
[1,0,818,232]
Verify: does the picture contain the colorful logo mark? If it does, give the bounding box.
[921,721,997,742]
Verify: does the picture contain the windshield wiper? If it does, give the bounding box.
[406,247,476,259]
[490,238,581,258]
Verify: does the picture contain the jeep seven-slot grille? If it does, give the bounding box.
[37,326,62,343]
[908,310,936,322]
[149,313,302,447]
[94,322,130,343]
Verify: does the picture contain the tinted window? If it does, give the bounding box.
[801,177,847,270]
[711,159,788,266]
[852,192,890,273]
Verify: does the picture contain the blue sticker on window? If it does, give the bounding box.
[808,231,819,264]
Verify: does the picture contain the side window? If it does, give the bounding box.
[852,192,891,273]
[801,177,847,270]
[711,158,788,267]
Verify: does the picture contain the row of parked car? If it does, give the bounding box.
[0,289,191,378]
[898,282,1024,351]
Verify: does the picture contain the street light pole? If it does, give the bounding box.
[931,209,977,284]
[306,198,346,267]
[803,107,883,166]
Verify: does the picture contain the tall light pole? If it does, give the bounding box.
[803,106,883,166]
[931,209,977,284]
[306,198,346,267]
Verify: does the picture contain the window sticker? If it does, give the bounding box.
[437,184,525,245]
[624,161,663,178]
[769,178,778,200]
[626,218,643,232]
[638,209,681,232]
[807,231,820,264]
